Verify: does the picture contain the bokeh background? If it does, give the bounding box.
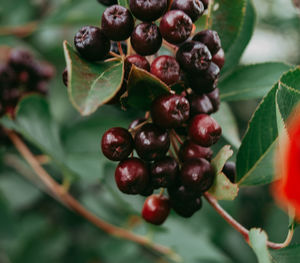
[0,0,299,262]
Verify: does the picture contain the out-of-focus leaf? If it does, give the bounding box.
[249,228,271,263]
[270,245,300,262]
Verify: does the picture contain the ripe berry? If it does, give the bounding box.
[0,64,15,89]
[74,26,110,61]
[189,114,222,147]
[207,88,220,113]
[159,10,193,44]
[128,117,147,130]
[115,158,149,194]
[171,0,204,22]
[181,158,214,193]
[8,49,34,71]
[212,48,225,69]
[193,29,221,56]
[62,68,68,87]
[140,183,154,197]
[150,156,179,188]
[188,93,214,116]
[151,94,190,128]
[189,62,220,93]
[222,161,236,183]
[176,41,212,74]
[150,55,180,85]
[131,23,162,56]
[125,55,150,79]
[101,127,134,161]
[97,0,117,6]
[134,123,170,161]
[102,5,134,41]
[179,139,213,162]
[129,0,168,22]
[142,195,170,225]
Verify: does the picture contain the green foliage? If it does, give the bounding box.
[249,228,272,263]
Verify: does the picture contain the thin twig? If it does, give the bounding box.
[0,21,38,37]
[6,130,180,261]
[118,42,124,57]
[204,192,294,249]
[205,0,214,29]
[171,130,183,145]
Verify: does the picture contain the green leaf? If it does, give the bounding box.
[219,63,292,102]
[209,146,239,200]
[63,41,124,116]
[213,103,241,149]
[249,228,272,263]
[123,65,170,110]
[211,0,246,52]
[222,0,256,73]
[118,0,129,8]
[270,245,300,262]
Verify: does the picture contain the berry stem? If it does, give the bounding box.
[128,120,149,133]
[171,129,183,145]
[118,42,125,57]
[205,0,214,29]
[6,130,180,261]
[170,135,180,156]
[108,51,122,59]
[204,192,294,249]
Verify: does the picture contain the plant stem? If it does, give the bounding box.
[118,42,124,57]
[6,130,180,261]
[204,192,294,249]
[171,129,183,145]
[205,0,214,29]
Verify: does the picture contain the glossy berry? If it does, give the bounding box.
[101,127,134,161]
[128,117,147,130]
[189,114,221,147]
[102,5,134,41]
[150,55,180,85]
[188,93,214,116]
[115,158,149,194]
[212,48,225,69]
[142,195,171,225]
[74,26,110,61]
[151,94,190,128]
[193,29,221,55]
[159,10,193,44]
[181,158,215,193]
[207,88,220,113]
[134,123,170,161]
[150,156,179,188]
[97,0,117,6]
[125,55,150,79]
[62,68,68,87]
[202,0,209,9]
[129,0,168,22]
[189,62,220,93]
[131,23,162,56]
[222,161,236,183]
[171,0,204,22]
[176,41,212,74]
[179,139,213,162]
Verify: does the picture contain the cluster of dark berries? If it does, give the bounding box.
[68,0,231,225]
[0,48,54,117]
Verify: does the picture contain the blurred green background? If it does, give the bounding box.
[0,0,299,262]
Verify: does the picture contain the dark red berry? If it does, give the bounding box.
[62,68,68,87]
[151,94,190,128]
[179,139,213,162]
[74,26,110,61]
[128,117,147,130]
[202,0,209,9]
[0,64,15,89]
[150,55,180,85]
[181,158,214,193]
[101,127,134,161]
[212,48,225,69]
[207,88,220,113]
[8,49,34,73]
[189,62,220,94]
[140,183,154,197]
[142,195,170,225]
[189,114,222,147]
[222,161,236,183]
[150,156,179,188]
[193,29,221,56]
[97,0,117,6]
[188,93,214,116]
[115,157,149,194]
[129,0,168,22]
[102,5,134,41]
[171,0,204,22]
[176,41,212,74]
[125,55,150,79]
[130,23,162,56]
[134,123,170,161]
[159,10,193,44]
[34,62,55,80]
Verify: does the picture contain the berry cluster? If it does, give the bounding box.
[0,48,54,117]
[70,0,231,225]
